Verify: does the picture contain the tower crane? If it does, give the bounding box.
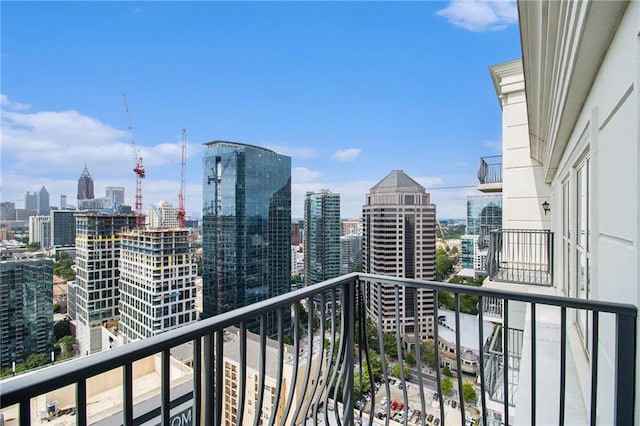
[122,94,145,229]
[177,128,187,228]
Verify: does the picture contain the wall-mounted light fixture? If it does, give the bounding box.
[542,201,551,216]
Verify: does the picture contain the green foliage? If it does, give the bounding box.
[55,335,75,359]
[366,349,383,375]
[436,249,455,281]
[450,246,459,255]
[382,332,398,358]
[392,363,409,379]
[24,353,50,369]
[420,341,437,368]
[54,318,71,340]
[53,252,76,281]
[463,382,477,401]
[291,274,299,284]
[53,302,62,313]
[354,365,372,400]
[26,242,41,252]
[443,366,452,377]
[441,377,453,395]
[403,352,416,367]
[442,224,466,240]
[196,260,203,276]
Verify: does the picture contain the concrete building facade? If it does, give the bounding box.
[362,170,437,340]
[28,215,51,248]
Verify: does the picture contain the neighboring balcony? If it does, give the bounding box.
[477,155,503,193]
[0,273,635,426]
[486,229,553,286]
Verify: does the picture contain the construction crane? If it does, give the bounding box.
[177,128,187,228]
[122,94,145,229]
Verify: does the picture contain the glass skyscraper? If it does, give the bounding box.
[304,190,341,285]
[202,141,291,334]
[461,195,502,271]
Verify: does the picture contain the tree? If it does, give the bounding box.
[443,366,452,377]
[392,363,409,379]
[55,335,75,358]
[420,341,437,369]
[451,246,459,255]
[403,352,416,367]
[23,353,50,370]
[462,382,477,401]
[354,366,372,401]
[54,318,71,340]
[53,302,62,313]
[441,377,453,395]
[27,242,40,252]
[382,332,398,358]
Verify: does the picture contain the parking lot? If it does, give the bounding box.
[362,377,469,425]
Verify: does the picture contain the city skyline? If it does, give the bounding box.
[1,1,521,218]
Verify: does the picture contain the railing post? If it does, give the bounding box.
[342,276,355,425]
[615,313,636,425]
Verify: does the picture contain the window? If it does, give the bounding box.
[575,157,591,352]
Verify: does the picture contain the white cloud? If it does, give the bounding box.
[331,148,362,162]
[131,7,141,14]
[0,94,31,111]
[436,0,518,32]
[292,167,323,183]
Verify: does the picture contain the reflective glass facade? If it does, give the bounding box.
[202,142,291,334]
[304,190,341,285]
[466,195,502,235]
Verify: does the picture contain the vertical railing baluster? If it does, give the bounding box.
[281,303,301,426]
[342,277,355,426]
[310,292,328,422]
[292,297,315,423]
[192,337,202,426]
[503,299,509,426]
[214,329,224,425]
[123,363,133,425]
[454,293,466,424]
[254,315,267,426]
[76,379,87,426]
[268,308,285,426]
[204,332,214,426]
[394,284,409,423]
[478,296,488,426]
[236,323,247,426]
[589,311,599,426]
[376,283,391,425]
[559,307,567,426]
[531,303,537,426]
[614,312,636,425]
[161,348,170,425]
[433,292,444,424]
[357,281,376,423]
[412,289,426,426]
[326,288,342,426]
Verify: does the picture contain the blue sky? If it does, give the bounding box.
[1,1,521,219]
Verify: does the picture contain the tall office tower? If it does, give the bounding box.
[362,170,437,340]
[460,195,502,271]
[29,215,51,248]
[74,213,136,355]
[147,200,179,229]
[291,222,301,246]
[303,190,341,285]
[202,141,291,335]
[0,202,16,220]
[77,165,95,201]
[119,228,197,342]
[38,186,50,215]
[0,258,54,369]
[25,192,38,211]
[341,218,362,236]
[60,195,67,209]
[340,234,363,275]
[105,187,125,208]
[51,210,76,246]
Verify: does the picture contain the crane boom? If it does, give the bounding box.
[122,93,145,228]
[177,128,187,228]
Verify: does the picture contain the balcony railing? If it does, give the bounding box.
[486,229,554,286]
[0,273,636,426]
[477,156,502,186]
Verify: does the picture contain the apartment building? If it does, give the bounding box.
[304,190,341,286]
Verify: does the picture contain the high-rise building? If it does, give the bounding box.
[105,187,125,208]
[340,234,362,275]
[74,213,136,355]
[0,202,16,221]
[38,186,50,216]
[51,210,76,246]
[304,190,341,286]
[341,218,362,236]
[77,165,95,201]
[460,195,502,271]
[0,258,54,369]
[119,228,197,342]
[362,170,436,340]
[202,141,291,334]
[28,215,51,248]
[60,195,67,209]
[146,200,179,229]
[25,192,38,211]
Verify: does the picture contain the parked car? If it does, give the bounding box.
[427,414,434,422]
[434,418,440,426]
[451,400,457,409]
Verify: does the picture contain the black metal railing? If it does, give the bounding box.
[0,273,635,426]
[486,229,554,286]
[478,155,503,185]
